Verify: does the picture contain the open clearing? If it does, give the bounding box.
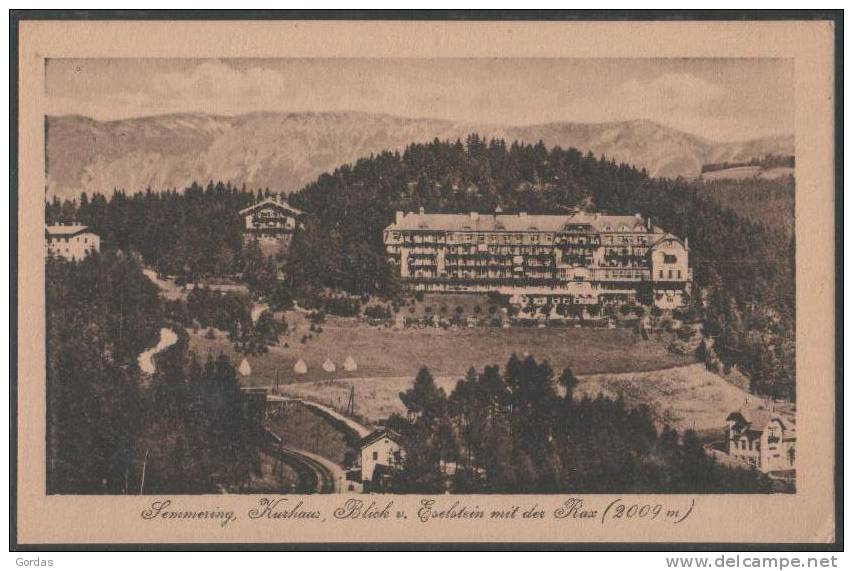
[186,320,785,440]
[184,317,765,436]
[188,316,695,388]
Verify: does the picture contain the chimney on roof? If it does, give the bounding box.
[419,206,425,215]
[395,211,404,224]
[470,211,479,222]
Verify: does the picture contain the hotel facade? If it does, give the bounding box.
[383,209,692,310]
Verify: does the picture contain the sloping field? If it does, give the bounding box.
[276,376,459,425]
[758,166,795,180]
[274,364,784,435]
[576,364,788,432]
[187,320,696,388]
[701,165,763,181]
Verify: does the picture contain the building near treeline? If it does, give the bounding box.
[383,208,692,310]
[45,224,100,261]
[239,198,304,257]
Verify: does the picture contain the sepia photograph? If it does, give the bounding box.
[43,57,798,496]
[12,14,840,549]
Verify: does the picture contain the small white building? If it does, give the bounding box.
[45,224,100,261]
[359,429,403,490]
[726,410,796,473]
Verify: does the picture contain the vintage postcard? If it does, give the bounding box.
[12,15,840,548]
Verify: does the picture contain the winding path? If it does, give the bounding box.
[138,327,178,375]
[251,302,270,324]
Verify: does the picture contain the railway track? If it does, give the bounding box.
[261,433,336,493]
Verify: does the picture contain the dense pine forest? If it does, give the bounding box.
[45,182,269,279]
[387,357,772,493]
[46,134,796,403]
[700,176,795,238]
[46,253,259,493]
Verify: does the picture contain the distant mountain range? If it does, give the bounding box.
[45,111,794,200]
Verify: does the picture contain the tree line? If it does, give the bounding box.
[701,153,795,174]
[45,181,268,280]
[386,355,773,494]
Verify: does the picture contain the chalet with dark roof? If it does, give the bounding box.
[239,198,304,256]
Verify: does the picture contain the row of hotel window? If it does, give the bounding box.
[392,232,652,246]
[396,245,648,256]
[52,236,93,243]
[408,266,682,279]
[402,245,560,255]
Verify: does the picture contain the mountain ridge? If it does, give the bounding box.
[45,111,794,200]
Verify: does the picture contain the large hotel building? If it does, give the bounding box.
[383,209,692,310]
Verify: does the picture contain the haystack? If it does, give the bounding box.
[238,358,252,377]
[293,359,308,374]
[322,358,336,373]
[343,355,358,372]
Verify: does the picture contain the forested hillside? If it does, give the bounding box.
[46,252,259,493]
[286,135,793,305]
[47,135,795,400]
[286,135,795,399]
[700,176,795,238]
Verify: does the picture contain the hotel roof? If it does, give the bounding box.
[239,198,304,216]
[45,224,93,237]
[727,410,796,440]
[387,210,661,233]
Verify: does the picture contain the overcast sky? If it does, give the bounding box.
[46,58,792,142]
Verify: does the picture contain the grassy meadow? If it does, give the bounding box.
[188,314,696,389]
